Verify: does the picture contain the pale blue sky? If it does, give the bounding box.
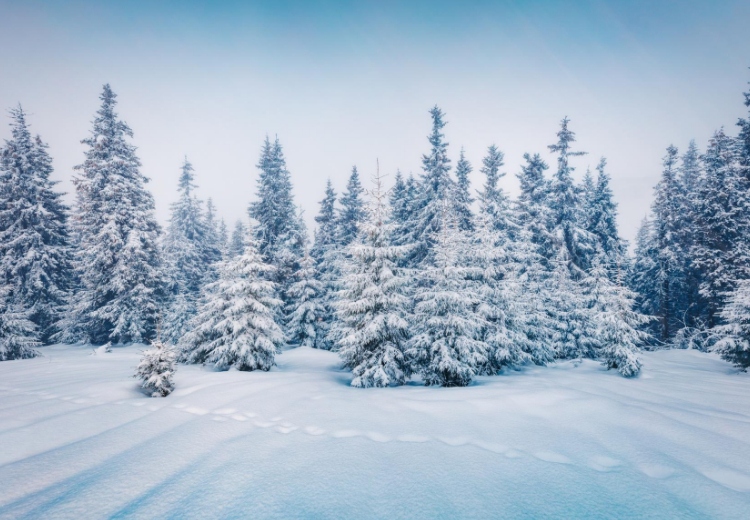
[1,0,749,240]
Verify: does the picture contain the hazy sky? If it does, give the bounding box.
[1,0,749,241]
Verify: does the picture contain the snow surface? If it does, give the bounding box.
[1,346,749,519]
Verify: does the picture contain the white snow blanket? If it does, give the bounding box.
[0,346,748,519]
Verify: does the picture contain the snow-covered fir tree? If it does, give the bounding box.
[388,171,418,250]
[217,218,229,258]
[714,280,750,371]
[60,85,165,345]
[310,179,339,347]
[584,158,627,276]
[334,168,413,387]
[628,218,661,340]
[161,158,210,343]
[0,106,73,344]
[0,286,40,360]
[691,129,749,328]
[515,152,553,266]
[337,166,366,247]
[203,198,223,272]
[229,220,247,259]
[453,148,474,232]
[285,251,327,348]
[407,203,488,387]
[650,145,688,341]
[547,117,595,276]
[477,144,514,241]
[135,339,177,397]
[248,136,305,310]
[468,212,532,373]
[180,226,284,371]
[407,106,454,267]
[586,256,648,377]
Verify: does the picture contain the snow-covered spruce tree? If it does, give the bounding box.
[0,287,40,360]
[337,166,366,247]
[0,106,73,344]
[714,280,750,371]
[310,179,340,348]
[286,251,327,348]
[676,141,704,329]
[507,226,556,365]
[584,158,627,276]
[334,169,413,387]
[627,217,662,341]
[60,85,165,345]
[161,158,209,344]
[477,144,515,241]
[547,117,596,276]
[453,148,474,232]
[692,129,749,328]
[650,145,689,341]
[180,227,284,371]
[248,136,305,310]
[217,218,229,259]
[406,106,454,267]
[546,248,596,361]
[515,152,554,266]
[135,339,177,397]
[585,256,648,377]
[468,212,532,373]
[229,220,247,259]
[407,204,488,387]
[389,171,419,251]
[203,198,223,274]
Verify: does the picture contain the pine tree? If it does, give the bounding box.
[515,152,553,265]
[584,158,627,275]
[651,145,688,341]
[692,129,749,328]
[469,212,532,373]
[135,339,177,397]
[337,166,366,247]
[310,179,340,348]
[628,217,661,340]
[407,204,488,387]
[180,227,284,371]
[203,198,223,271]
[389,172,418,249]
[547,117,595,276]
[60,85,165,345]
[676,141,704,328]
[217,218,229,258]
[453,148,474,232]
[0,106,73,344]
[286,251,327,348]
[586,256,648,376]
[0,287,40,360]
[229,220,247,259]
[248,136,305,307]
[311,179,338,264]
[714,280,750,371]
[407,106,454,266]
[477,144,513,239]
[334,168,413,387]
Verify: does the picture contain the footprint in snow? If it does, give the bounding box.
[700,468,750,492]
[588,456,622,472]
[533,451,572,464]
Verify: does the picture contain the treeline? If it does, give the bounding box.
[1,82,748,387]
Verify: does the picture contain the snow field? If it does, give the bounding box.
[0,345,749,519]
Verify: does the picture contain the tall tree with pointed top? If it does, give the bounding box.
[477,144,513,239]
[180,226,284,371]
[229,220,247,259]
[547,117,595,276]
[60,85,165,345]
[337,166,366,247]
[335,169,413,387]
[584,158,627,275]
[248,136,306,309]
[407,106,454,267]
[453,148,474,232]
[286,251,327,348]
[0,106,73,344]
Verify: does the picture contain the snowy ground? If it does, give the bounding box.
[1,346,749,519]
